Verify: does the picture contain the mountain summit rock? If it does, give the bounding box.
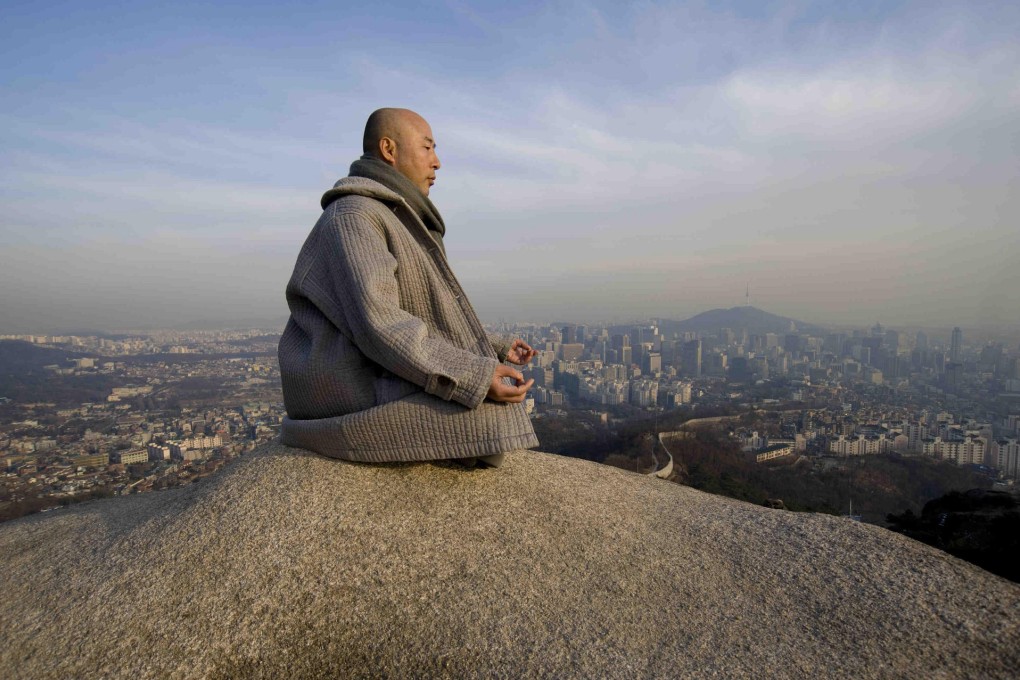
[1,444,1017,678]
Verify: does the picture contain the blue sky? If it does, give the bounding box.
[2,1,1018,332]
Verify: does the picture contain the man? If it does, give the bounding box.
[278,108,539,467]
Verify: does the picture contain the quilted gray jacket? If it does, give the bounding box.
[278,177,538,462]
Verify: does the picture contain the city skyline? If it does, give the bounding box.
[2,1,1018,331]
[3,303,1019,348]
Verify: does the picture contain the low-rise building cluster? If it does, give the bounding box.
[1,331,285,517]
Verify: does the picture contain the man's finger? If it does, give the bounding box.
[511,379,533,395]
[499,365,524,382]
[499,388,526,403]
[499,382,526,396]
[495,378,533,402]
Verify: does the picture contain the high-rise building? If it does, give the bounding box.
[950,327,963,363]
[707,352,728,376]
[559,343,584,362]
[660,339,677,368]
[994,439,1019,479]
[633,325,658,346]
[823,333,846,356]
[884,330,900,352]
[979,343,1004,374]
[611,334,632,366]
[860,336,882,361]
[945,362,963,393]
[915,331,929,352]
[680,339,702,378]
[561,324,577,345]
[784,334,804,355]
[729,356,751,383]
[643,352,662,375]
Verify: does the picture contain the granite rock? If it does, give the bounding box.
[1,444,1017,678]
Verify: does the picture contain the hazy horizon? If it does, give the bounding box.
[3,2,1018,333]
[7,304,1020,351]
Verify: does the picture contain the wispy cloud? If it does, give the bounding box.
[1,1,1018,328]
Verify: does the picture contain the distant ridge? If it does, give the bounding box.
[658,306,828,337]
[0,340,87,375]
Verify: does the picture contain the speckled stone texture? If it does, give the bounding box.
[1,444,1017,679]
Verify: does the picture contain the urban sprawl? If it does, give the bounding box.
[2,315,1020,518]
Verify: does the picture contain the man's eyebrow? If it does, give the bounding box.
[424,136,436,147]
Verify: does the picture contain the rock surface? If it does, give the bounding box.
[1,444,1018,679]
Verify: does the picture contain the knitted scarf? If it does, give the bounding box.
[349,156,446,249]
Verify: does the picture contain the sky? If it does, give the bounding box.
[1,0,1018,333]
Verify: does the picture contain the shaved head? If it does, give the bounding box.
[363,108,426,156]
[362,108,441,195]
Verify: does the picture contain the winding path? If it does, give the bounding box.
[648,432,674,479]
[650,415,746,479]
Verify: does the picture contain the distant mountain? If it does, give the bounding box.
[657,306,828,338]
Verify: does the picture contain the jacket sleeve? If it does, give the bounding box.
[314,209,497,409]
[488,333,513,363]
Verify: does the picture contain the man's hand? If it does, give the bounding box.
[506,338,537,366]
[487,364,534,403]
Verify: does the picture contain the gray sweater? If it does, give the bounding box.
[278,177,538,462]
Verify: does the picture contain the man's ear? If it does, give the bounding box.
[378,136,398,165]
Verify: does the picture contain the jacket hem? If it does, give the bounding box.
[279,431,540,464]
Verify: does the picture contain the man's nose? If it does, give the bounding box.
[433,152,441,170]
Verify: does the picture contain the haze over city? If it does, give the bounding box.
[2,1,1018,332]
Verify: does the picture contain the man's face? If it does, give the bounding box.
[392,115,441,196]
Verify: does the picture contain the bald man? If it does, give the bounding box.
[278,108,539,467]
